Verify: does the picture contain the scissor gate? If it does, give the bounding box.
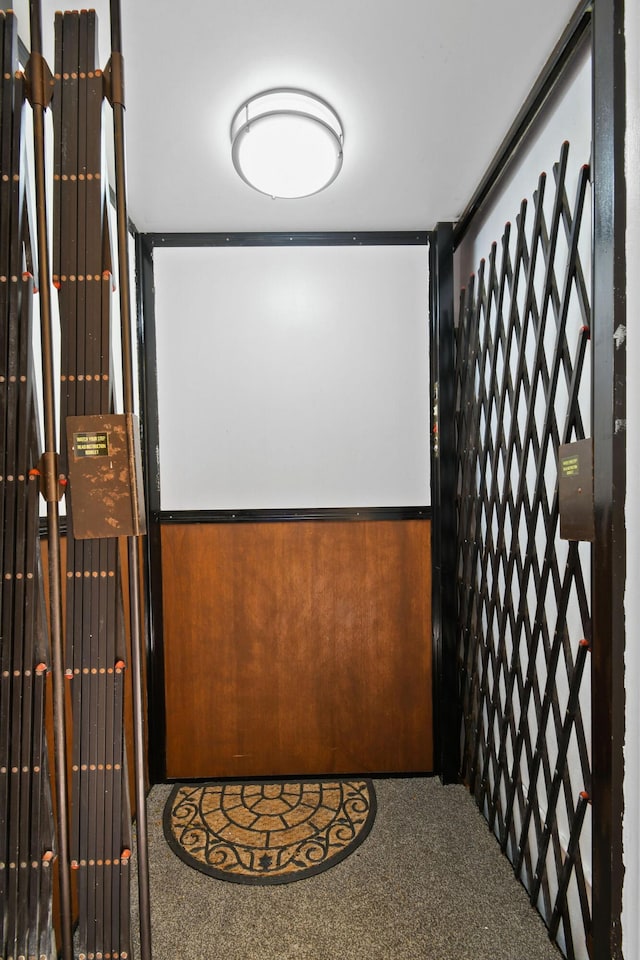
[454,141,593,959]
[0,12,56,959]
[51,11,134,960]
[0,5,150,959]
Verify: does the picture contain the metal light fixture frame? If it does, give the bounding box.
[230,87,344,199]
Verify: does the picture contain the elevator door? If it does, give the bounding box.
[144,239,434,779]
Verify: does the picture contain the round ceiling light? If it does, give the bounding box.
[230,89,344,199]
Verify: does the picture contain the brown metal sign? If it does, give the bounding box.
[66,413,146,539]
[558,438,595,542]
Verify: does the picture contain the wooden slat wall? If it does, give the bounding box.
[162,519,432,779]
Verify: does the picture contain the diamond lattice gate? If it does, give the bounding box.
[454,141,592,960]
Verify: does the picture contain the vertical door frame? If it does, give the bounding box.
[137,231,433,784]
[429,224,459,783]
[591,0,626,955]
[136,232,168,785]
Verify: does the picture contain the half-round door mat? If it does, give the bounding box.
[163,779,376,885]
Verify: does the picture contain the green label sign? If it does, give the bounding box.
[74,431,110,458]
[561,455,579,478]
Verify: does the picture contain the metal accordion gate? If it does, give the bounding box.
[1,12,56,958]
[1,4,151,959]
[454,139,592,959]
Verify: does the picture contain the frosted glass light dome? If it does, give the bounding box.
[230,89,344,199]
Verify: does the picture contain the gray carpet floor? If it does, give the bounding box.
[130,778,560,960]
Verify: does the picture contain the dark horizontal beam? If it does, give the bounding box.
[157,506,431,524]
[142,231,429,248]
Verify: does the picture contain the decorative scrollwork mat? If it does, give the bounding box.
[163,779,377,885]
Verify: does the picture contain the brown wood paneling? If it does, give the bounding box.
[162,520,432,779]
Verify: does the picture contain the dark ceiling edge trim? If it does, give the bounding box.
[452,0,593,249]
[156,506,431,524]
[141,231,429,248]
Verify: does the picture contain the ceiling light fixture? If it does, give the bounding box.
[230,88,344,199]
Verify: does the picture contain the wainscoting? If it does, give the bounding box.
[160,519,432,779]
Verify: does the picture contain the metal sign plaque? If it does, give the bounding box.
[73,431,110,458]
[558,438,595,542]
[66,413,147,539]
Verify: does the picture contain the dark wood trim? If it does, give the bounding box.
[137,230,435,783]
[137,232,167,783]
[162,771,437,785]
[158,506,431,524]
[453,0,592,249]
[430,223,459,784]
[142,231,428,248]
[591,0,626,956]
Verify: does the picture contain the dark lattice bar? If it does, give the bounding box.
[454,142,592,960]
[52,11,132,959]
[0,10,56,958]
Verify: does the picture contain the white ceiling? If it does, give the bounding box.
[8,0,581,234]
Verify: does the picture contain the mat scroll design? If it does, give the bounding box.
[163,780,376,884]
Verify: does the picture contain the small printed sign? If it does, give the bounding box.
[558,438,594,542]
[73,431,110,458]
[561,454,580,478]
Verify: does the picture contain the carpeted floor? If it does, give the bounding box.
[130,777,561,960]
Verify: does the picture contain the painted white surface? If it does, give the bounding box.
[623,2,640,956]
[153,244,430,510]
[2,0,579,233]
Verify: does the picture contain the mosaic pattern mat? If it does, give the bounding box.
[163,779,377,885]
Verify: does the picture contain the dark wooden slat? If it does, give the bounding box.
[549,791,590,941]
[52,11,63,288]
[52,13,133,955]
[0,16,56,955]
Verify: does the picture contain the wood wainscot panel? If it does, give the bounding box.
[162,519,432,778]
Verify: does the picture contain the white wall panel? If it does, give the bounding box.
[153,243,430,511]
